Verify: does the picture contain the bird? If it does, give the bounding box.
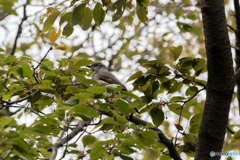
[87,62,139,113]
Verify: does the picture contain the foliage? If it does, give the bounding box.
[0,0,239,159]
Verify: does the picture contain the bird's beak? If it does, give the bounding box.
[86,65,91,68]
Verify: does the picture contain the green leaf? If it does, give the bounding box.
[63,23,74,37]
[127,14,133,25]
[117,99,129,117]
[126,71,143,82]
[232,129,240,143]
[140,130,158,147]
[102,0,111,6]
[72,3,87,25]
[112,8,124,22]
[186,86,198,97]
[31,125,54,136]
[86,86,107,94]
[121,91,140,100]
[64,98,80,106]
[193,58,206,72]
[152,81,159,98]
[34,84,56,94]
[183,134,197,151]
[170,96,187,102]
[81,79,100,86]
[115,146,135,155]
[18,62,33,78]
[59,12,72,25]
[93,3,105,25]
[162,79,183,94]
[100,117,115,124]
[41,10,60,34]
[136,3,147,24]
[150,107,164,127]
[35,95,54,107]
[177,57,194,72]
[189,124,200,134]
[66,86,81,93]
[90,144,107,159]
[170,45,182,61]
[98,103,115,111]
[137,0,149,8]
[73,105,99,118]
[82,135,96,147]
[174,124,183,131]
[168,103,190,119]
[0,48,5,52]
[160,155,172,160]
[112,0,126,22]
[1,116,15,126]
[80,7,92,30]
[133,75,151,86]
[190,113,202,126]
[193,58,207,76]
[14,139,38,159]
[74,59,93,68]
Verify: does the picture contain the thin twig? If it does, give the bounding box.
[2,77,10,92]
[175,73,206,88]
[59,124,69,160]
[2,147,13,160]
[33,46,53,84]
[10,0,29,55]
[227,24,235,32]
[34,46,53,71]
[226,125,235,134]
[101,111,182,160]
[174,87,205,145]
[2,90,40,105]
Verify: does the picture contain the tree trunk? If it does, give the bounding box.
[195,0,235,159]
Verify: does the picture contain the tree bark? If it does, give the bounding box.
[233,0,240,114]
[195,0,235,160]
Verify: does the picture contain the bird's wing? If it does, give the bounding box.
[97,70,127,90]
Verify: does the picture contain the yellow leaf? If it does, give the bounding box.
[49,27,61,43]
[56,44,70,52]
[46,7,54,14]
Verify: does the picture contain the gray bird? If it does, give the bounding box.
[87,62,139,113]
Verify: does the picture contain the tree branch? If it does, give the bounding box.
[234,0,240,115]
[50,120,90,159]
[101,111,182,160]
[2,90,40,105]
[10,0,29,55]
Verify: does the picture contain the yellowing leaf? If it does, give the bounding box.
[49,27,61,43]
[56,44,70,52]
[46,7,54,14]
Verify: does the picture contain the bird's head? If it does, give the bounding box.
[87,62,107,71]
